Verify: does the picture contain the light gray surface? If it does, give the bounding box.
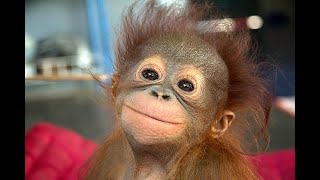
[25,81,114,142]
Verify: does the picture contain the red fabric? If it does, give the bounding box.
[25,122,97,180]
[250,149,295,180]
[25,122,295,180]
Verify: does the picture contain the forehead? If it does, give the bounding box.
[138,33,229,81]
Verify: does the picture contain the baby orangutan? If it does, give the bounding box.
[83,1,271,179]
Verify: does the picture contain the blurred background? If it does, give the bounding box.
[25,0,295,152]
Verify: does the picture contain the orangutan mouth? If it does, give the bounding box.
[124,104,183,125]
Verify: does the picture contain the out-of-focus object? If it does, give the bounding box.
[25,33,36,62]
[25,33,36,77]
[33,33,94,77]
[246,15,264,29]
[25,33,109,82]
[25,122,97,179]
[274,96,295,118]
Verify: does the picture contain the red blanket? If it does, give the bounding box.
[25,122,295,180]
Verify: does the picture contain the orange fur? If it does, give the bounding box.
[82,1,272,179]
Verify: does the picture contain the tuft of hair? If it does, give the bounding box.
[84,1,272,179]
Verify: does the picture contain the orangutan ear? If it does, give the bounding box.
[211,110,235,138]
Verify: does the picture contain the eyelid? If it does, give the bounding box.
[141,64,159,71]
[142,64,162,76]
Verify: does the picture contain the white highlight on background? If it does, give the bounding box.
[246,15,263,29]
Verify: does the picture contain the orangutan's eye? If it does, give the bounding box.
[142,69,159,81]
[178,79,194,92]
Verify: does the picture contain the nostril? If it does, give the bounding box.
[151,90,158,97]
[162,95,170,100]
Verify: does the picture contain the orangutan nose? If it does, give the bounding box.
[149,86,173,101]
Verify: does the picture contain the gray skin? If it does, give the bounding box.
[114,33,230,179]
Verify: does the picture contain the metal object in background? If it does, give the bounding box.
[31,33,94,77]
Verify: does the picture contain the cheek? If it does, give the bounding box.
[120,105,186,145]
[187,112,215,138]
